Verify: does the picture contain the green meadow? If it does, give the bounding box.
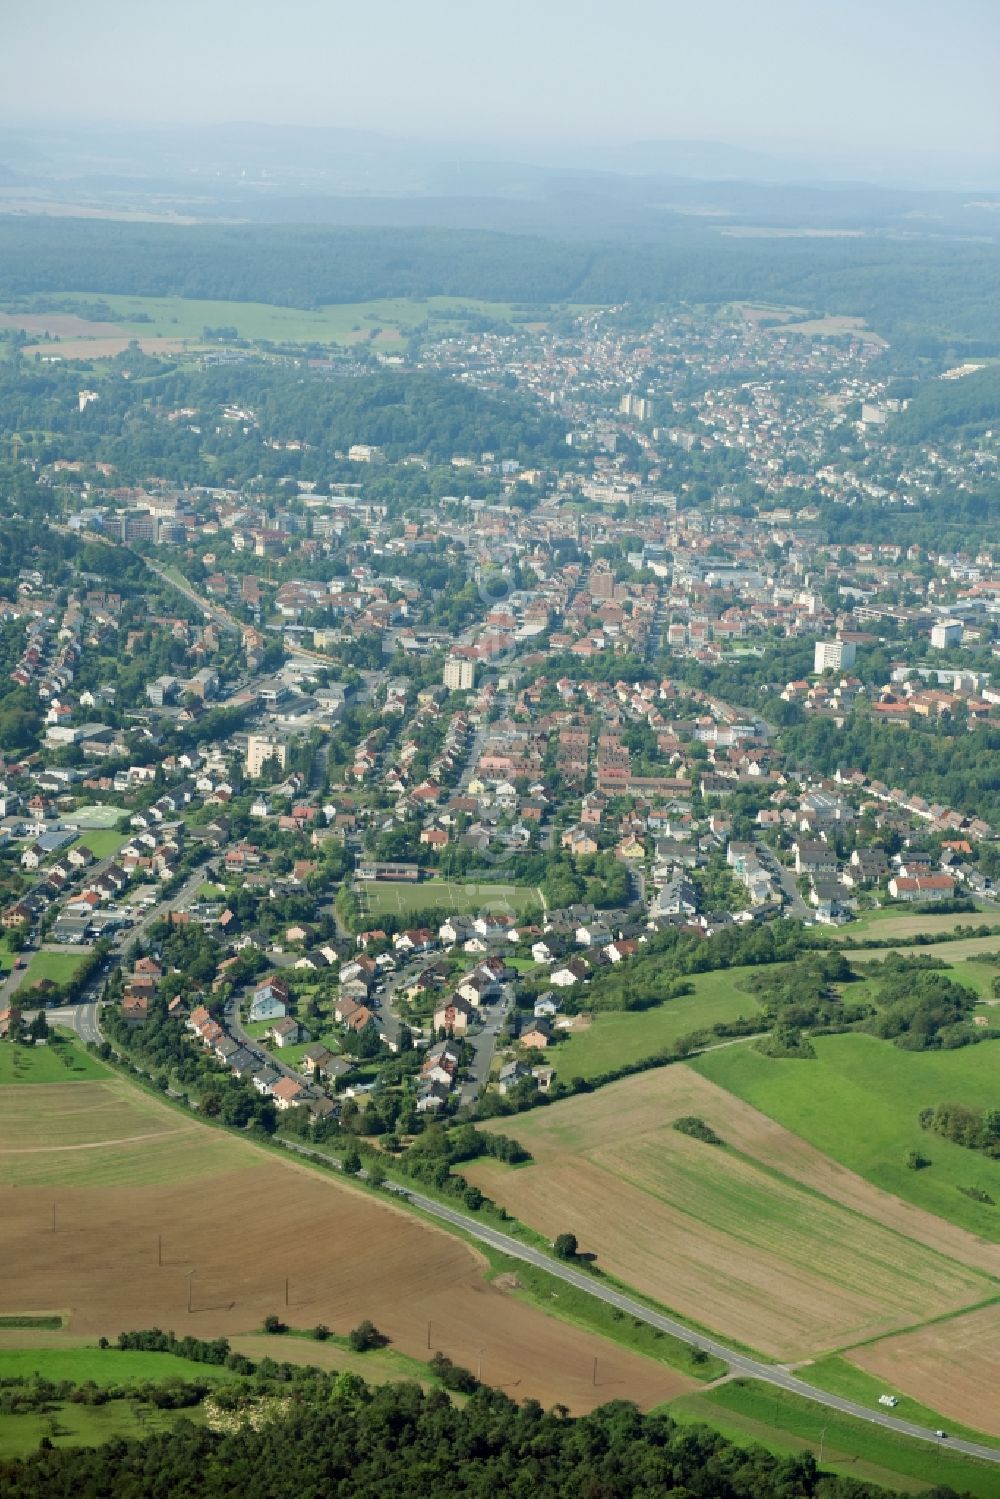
[553,967,764,1081]
[692,1032,1000,1238]
[45,293,564,350]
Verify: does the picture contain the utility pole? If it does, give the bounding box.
[593,1357,598,1388]
[51,1203,57,1234]
[818,1426,828,1464]
[284,1277,289,1308]
[157,1235,162,1267]
[427,1320,431,1350]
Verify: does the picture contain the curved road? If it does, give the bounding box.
[49,994,999,1466]
[279,1140,1000,1468]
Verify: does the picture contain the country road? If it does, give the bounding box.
[278,1138,1000,1468]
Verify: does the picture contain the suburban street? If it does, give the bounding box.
[276,1138,1000,1470]
[754,838,812,920]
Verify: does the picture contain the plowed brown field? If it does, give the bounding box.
[0,1080,689,1412]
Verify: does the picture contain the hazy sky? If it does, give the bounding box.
[6,0,999,165]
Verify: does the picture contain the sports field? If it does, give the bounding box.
[71,828,127,859]
[692,1032,1000,1239]
[358,879,540,921]
[0,1077,689,1413]
[552,968,764,1081]
[466,1068,993,1361]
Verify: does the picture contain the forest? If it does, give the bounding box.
[0,1370,915,1499]
[0,359,567,483]
[2,216,1000,351]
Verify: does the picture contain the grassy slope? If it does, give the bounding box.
[0,1347,237,1385]
[670,1380,1000,1498]
[692,1032,1000,1238]
[553,968,763,1081]
[0,1400,206,1459]
[802,1355,1000,1451]
[0,1034,106,1084]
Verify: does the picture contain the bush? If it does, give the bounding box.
[262,1314,285,1335]
[348,1320,386,1352]
[553,1233,578,1260]
[673,1115,724,1146]
[312,1324,331,1342]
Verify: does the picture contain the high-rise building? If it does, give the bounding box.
[443,656,475,692]
[246,733,288,778]
[930,620,962,650]
[814,639,857,674]
[619,393,654,422]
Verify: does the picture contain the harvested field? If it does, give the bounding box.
[849,934,1000,964]
[23,337,193,360]
[845,909,1000,941]
[849,1304,1000,1439]
[466,1070,993,1361]
[0,1083,688,1413]
[0,310,124,338]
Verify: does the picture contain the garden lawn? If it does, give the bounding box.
[692,1032,1000,1239]
[553,968,764,1082]
[21,952,89,989]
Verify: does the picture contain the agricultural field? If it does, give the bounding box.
[847,1303,1000,1441]
[843,906,1000,941]
[850,934,1000,964]
[551,968,764,1081]
[466,1068,994,1361]
[693,1032,1000,1239]
[670,1381,1000,1498]
[358,879,540,921]
[5,293,568,360]
[0,1075,689,1413]
[802,1352,1000,1447]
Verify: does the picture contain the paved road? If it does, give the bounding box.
[754,839,812,920]
[47,1000,103,1046]
[277,1139,999,1468]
